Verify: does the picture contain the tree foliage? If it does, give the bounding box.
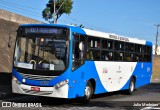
[42,0,73,23]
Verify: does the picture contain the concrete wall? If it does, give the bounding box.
[0,9,44,73]
[0,9,43,24]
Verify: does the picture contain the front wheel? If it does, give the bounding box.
[83,81,93,103]
[126,78,135,95]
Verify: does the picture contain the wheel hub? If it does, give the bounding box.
[130,81,134,92]
[85,86,91,98]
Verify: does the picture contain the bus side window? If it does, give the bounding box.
[93,50,100,60]
[115,41,124,51]
[87,50,93,60]
[87,50,100,60]
[135,54,142,62]
[108,40,113,49]
[114,52,124,61]
[73,42,80,59]
[72,34,85,71]
[88,37,100,48]
[87,36,100,61]
[108,52,113,60]
[101,51,113,61]
[125,53,134,62]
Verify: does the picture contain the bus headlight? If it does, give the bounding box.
[54,79,69,89]
[12,76,21,85]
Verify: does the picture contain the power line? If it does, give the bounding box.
[1,4,38,13]
[0,1,41,14]
[0,0,48,22]
[62,16,155,37]
[63,16,112,32]
[0,0,42,10]
[0,1,44,19]
[0,6,42,18]
[0,0,45,19]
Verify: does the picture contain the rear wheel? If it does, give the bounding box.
[126,78,135,95]
[83,81,93,103]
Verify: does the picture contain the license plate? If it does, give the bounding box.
[31,87,40,92]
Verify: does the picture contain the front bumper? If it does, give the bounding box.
[12,80,69,98]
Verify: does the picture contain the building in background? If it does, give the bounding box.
[153,45,160,55]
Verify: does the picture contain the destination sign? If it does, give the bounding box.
[24,27,66,34]
[109,35,129,42]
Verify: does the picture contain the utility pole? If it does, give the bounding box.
[54,0,56,24]
[154,24,160,55]
[53,0,67,24]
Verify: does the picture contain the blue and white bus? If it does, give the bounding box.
[12,24,152,102]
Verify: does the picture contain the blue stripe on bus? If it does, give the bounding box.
[13,68,23,82]
[67,61,107,98]
[145,41,152,46]
[120,62,152,90]
[69,26,86,35]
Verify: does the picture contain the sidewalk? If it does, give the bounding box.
[0,72,12,99]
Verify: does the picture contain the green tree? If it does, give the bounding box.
[42,0,73,23]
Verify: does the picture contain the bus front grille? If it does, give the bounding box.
[19,73,57,80]
[22,89,53,95]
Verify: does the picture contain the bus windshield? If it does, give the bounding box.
[14,36,69,71]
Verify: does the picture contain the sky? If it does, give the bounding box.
[0,0,160,45]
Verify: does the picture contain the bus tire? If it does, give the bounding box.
[126,77,135,95]
[83,81,93,103]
